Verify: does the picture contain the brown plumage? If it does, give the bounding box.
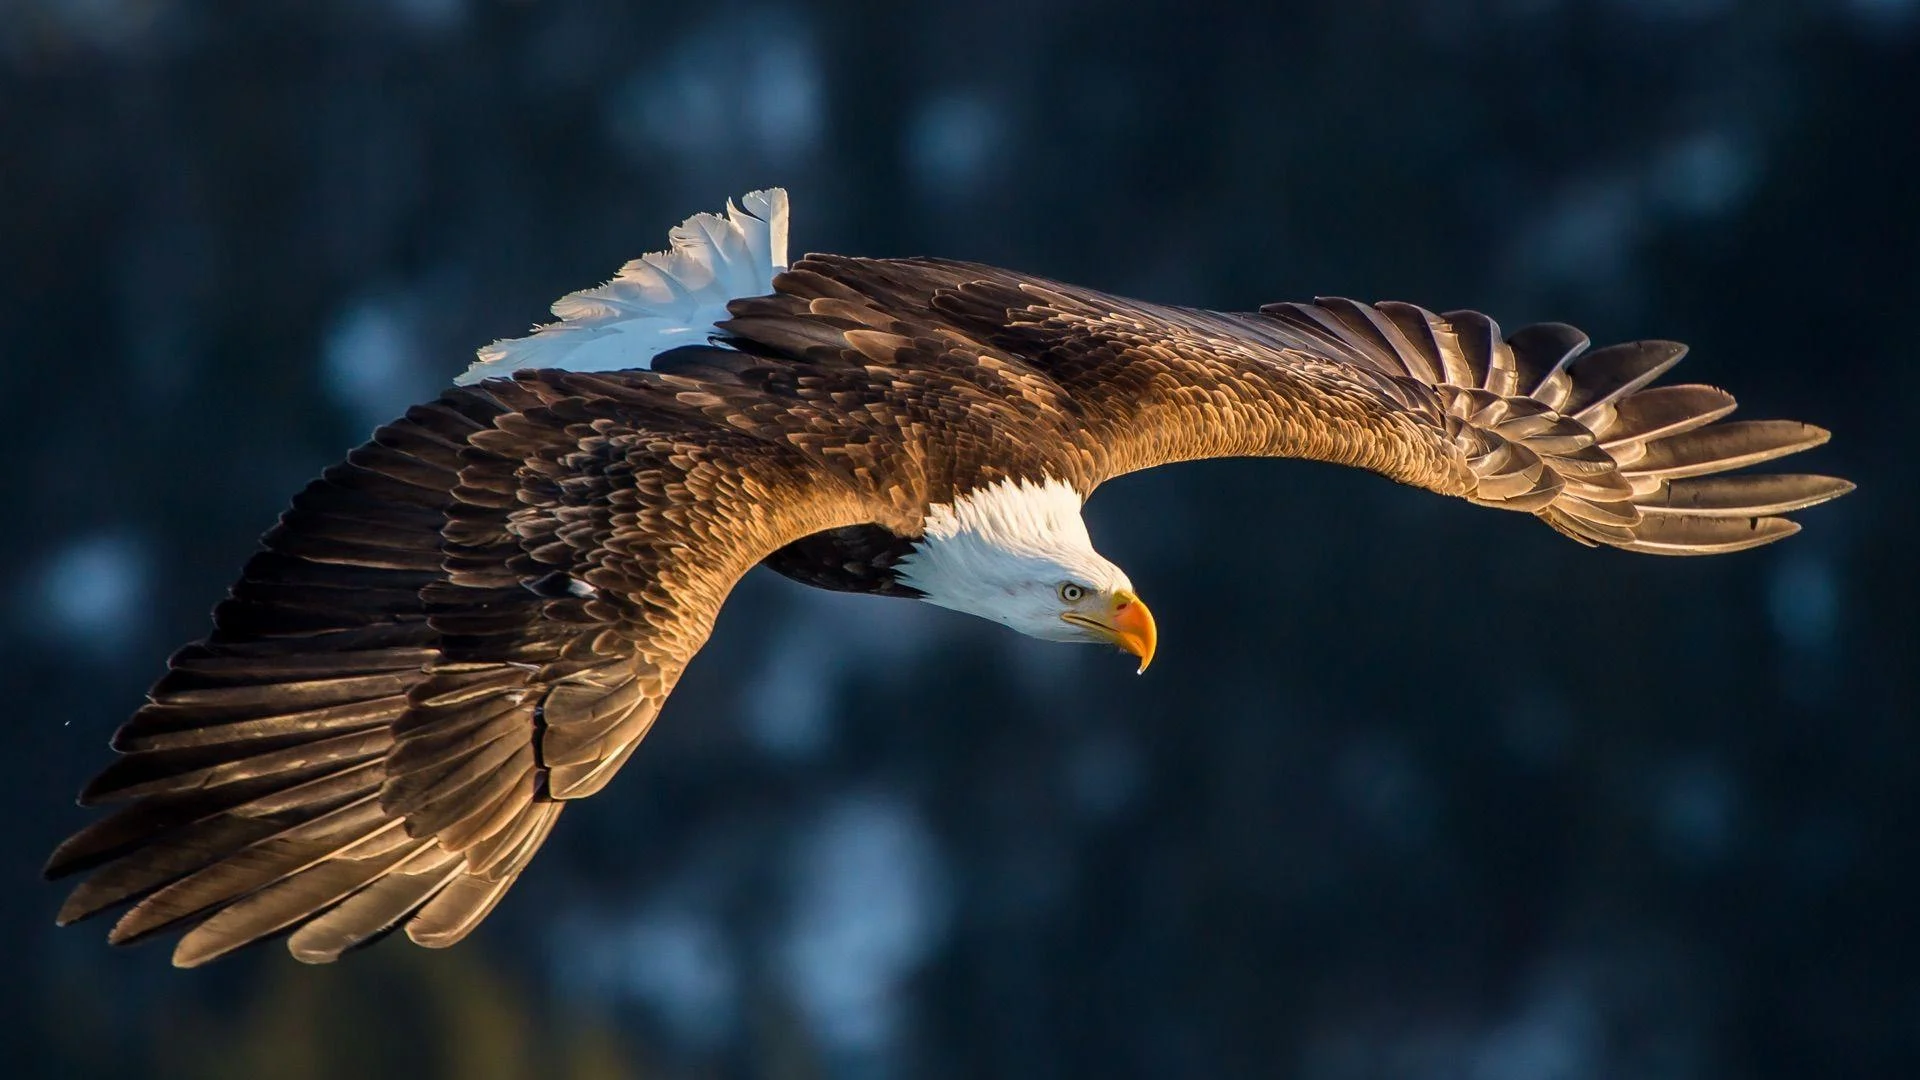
[48,245,1850,967]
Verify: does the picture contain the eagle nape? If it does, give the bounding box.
[46,188,1850,967]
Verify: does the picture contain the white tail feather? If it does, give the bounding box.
[456,188,789,385]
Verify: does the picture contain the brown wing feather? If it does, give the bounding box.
[1242,297,1848,551]
[1230,294,1846,551]
[50,373,887,966]
[786,256,1479,497]
[783,256,1848,555]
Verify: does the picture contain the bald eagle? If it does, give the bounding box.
[48,189,1850,967]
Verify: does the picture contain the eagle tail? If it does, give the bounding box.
[457,188,790,384]
[44,392,532,966]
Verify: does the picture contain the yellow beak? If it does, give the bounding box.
[1066,590,1157,674]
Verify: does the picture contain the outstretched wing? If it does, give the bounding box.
[800,256,1850,554]
[47,372,884,966]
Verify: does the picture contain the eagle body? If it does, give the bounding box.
[48,189,1851,967]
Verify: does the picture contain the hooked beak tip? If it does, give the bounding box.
[1108,590,1156,674]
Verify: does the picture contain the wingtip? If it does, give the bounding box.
[44,830,98,883]
[287,942,338,965]
[168,922,249,968]
[50,867,117,923]
[170,944,213,969]
[1801,474,1857,504]
[1761,517,1805,549]
[75,775,118,808]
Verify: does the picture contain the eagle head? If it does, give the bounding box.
[893,477,1157,672]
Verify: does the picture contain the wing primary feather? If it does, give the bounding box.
[1623,420,1831,480]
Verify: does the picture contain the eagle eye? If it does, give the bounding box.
[1058,582,1086,603]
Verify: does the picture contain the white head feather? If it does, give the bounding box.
[894,477,1134,643]
[457,188,788,384]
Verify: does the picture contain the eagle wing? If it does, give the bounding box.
[796,256,1851,554]
[47,372,887,966]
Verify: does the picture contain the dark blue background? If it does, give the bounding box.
[5,2,1911,1077]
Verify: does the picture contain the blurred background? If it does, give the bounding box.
[4,1,1913,1077]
